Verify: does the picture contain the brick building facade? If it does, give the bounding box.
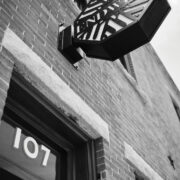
[0,0,180,180]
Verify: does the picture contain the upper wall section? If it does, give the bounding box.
[1,0,180,179]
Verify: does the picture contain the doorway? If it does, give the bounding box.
[0,71,96,180]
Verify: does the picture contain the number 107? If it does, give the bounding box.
[13,127,51,167]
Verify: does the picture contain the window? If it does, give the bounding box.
[119,54,136,80]
[72,0,88,11]
[0,71,96,180]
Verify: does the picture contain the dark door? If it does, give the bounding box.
[0,71,96,180]
[0,168,23,180]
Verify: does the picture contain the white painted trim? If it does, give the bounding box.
[124,142,164,180]
[2,28,109,142]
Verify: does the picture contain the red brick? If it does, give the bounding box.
[0,99,6,110]
[0,1,14,18]
[38,19,47,37]
[41,55,52,68]
[0,27,4,43]
[40,9,50,23]
[113,171,120,180]
[0,88,6,102]
[10,15,25,39]
[32,44,45,58]
[2,0,17,13]
[29,0,42,16]
[0,61,12,82]
[47,19,58,36]
[0,109,3,120]
[97,164,106,173]
[101,171,106,179]
[96,150,105,159]
[34,33,46,46]
[0,8,11,30]
[17,1,30,17]
[46,33,56,49]
[0,77,9,92]
[26,9,39,32]
[97,157,105,165]
[23,29,34,48]
[44,49,54,63]
[1,47,15,67]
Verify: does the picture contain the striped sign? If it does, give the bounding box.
[58,0,170,62]
[74,0,151,42]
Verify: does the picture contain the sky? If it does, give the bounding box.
[151,0,180,90]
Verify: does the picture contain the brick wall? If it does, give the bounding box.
[0,0,180,180]
[0,47,14,120]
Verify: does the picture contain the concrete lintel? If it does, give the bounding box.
[2,28,109,142]
[124,142,163,180]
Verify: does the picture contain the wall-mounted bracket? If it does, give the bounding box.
[58,25,83,64]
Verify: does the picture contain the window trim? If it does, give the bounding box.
[169,94,180,121]
[2,71,97,180]
[172,102,180,121]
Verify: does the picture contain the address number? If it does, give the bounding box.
[13,127,51,167]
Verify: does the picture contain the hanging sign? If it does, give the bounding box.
[58,0,171,64]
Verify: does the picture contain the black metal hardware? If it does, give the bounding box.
[58,0,171,63]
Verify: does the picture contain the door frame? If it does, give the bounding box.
[2,71,97,180]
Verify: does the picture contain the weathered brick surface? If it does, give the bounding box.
[0,47,14,120]
[0,0,180,180]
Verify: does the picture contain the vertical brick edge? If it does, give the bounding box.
[0,47,14,121]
